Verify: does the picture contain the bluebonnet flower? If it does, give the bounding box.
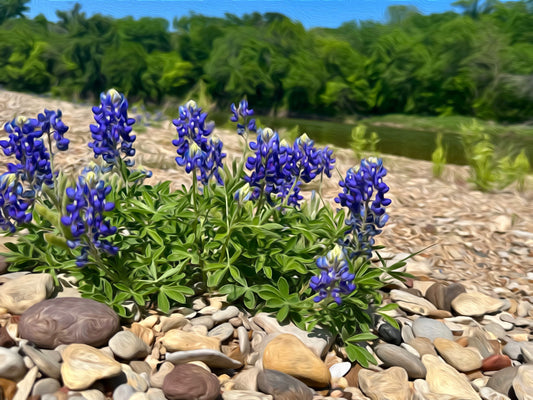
[310,244,356,304]
[89,89,136,170]
[289,133,335,183]
[37,109,70,152]
[230,99,256,136]
[335,157,391,259]
[60,164,118,267]
[172,100,226,185]
[0,172,32,232]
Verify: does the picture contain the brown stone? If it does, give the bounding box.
[482,354,512,372]
[257,369,313,400]
[162,364,220,400]
[344,364,362,388]
[262,333,331,388]
[425,283,447,310]
[19,297,120,349]
[443,283,466,312]
[434,338,482,372]
[161,329,221,352]
[0,325,16,348]
[128,322,154,347]
[0,378,17,400]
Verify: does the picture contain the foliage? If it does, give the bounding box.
[0,92,411,366]
[0,2,533,121]
[431,133,447,178]
[459,120,530,191]
[350,125,380,160]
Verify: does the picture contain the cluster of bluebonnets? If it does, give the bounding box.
[0,88,392,306]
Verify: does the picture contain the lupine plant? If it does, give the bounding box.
[1,90,410,366]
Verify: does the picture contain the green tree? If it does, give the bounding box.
[0,0,29,25]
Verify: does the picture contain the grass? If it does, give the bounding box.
[363,114,533,137]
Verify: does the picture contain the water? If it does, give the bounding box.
[212,113,533,167]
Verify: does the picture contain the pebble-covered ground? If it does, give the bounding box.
[0,90,531,400]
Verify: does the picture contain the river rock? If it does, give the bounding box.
[257,369,313,400]
[113,383,136,400]
[433,338,482,372]
[407,337,438,357]
[223,390,273,400]
[425,283,447,310]
[161,329,221,352]
[162,364,220,400]
[13,365,38,400]
[390,290,437,315]
[377,322,402,345]
[19,297,120,349]
[520,341,533,363]
[150,361,175,388]
[166,349,242,369]
[412,317,454,342]
[374,343,426,379]
[231,366,260,391]
[208,322,234,341]
[262,333,331,388]
[109,330,150,360]
[0,347,27,380]
[451,292,505,317]
[0,378,17,399]
[61,344,122,390]
[212,306,240,323]
[512,365,533,400]
[422,354,481,400]
[31,377,61,396]
[487,367,520,397]
[0,273,54,314]
[443,283,467,312]
[478,386,512,400]
[252,313,332,357]
[21,343,61,379]
[129,323,155,347]
[358,367,413,400]
[482,354,512,372]
[502,341,522,361]
[0,325,16,347]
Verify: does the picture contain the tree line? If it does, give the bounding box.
[0,0,532,122]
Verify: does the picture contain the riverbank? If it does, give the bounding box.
[0,89,531,299]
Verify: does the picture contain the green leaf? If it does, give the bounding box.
[277,276,289,297]
[162,287,187,304]
[243,290,256,309]
[102,279,113,300]
[157,292,170,313]
[276,305,289,322]
[345,332,377,343]
[229,265,247,286]
[207,268,227,288]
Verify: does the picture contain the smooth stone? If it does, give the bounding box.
[32,378,61,396]
[401,324,415,344]
[422,354,481,400]
[433,338,482,372]
[146,388,167,400]
[425,283,447,310]
[222,390,273,400]
[503,341,522,361]
[390,290,437,316]
[519,342,533,363]
[483,315,514,331]
[512,365,533,400]
[407,337,437,357]
[478,386,511,400]
[162,364,220,400]
[61,344,122,390]
[212,306,240,323]
[377,322,402,345]
[19,297,120,349]
[113,383,137,400]
[0,273,54,314]
[262,333,331,388]
[0,347,27,380]
[130,360,152,376]
[130,393,150,400]
[487,367,520,397]
[150,361,175,389]
[482,354,512,372]
[21,343,61,379]
[484,323,507,339]
[191,316,215,330]
[329,362,351,379]
[252,313,332,358]
[121,364,149,392]
[208,322,234,342]
[0,378,17,399]
[451,293,505,317]
[237,326,250,356]
[413,378,456,400]
[468,329,496,359]
[166,349,242,369]
[443,283,467,312]
[412,317,454,342]
[358,367,413,400]
[231,367,260,391]
[129,323,155,347]
[374,343,426,379]
[13,366,38,400]
[162,329,220,352]
[0,325,16,347]
[109,330,150,361]
[157,314,189,333]
[257,369,313,400]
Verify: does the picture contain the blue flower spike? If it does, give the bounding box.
[310,244,356,304]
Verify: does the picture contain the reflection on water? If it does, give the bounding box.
[210,112,533,167]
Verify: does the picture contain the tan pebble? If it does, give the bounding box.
[329,389,344,398]
[187,360,211,371]
[218,374,231,384]
[455,336,469,347]
[507,299,518,314]
[128,323,154,347]
[508,333,529,342]
[330,377,348,389]
[161,329,220,352]
[139,315,159,329]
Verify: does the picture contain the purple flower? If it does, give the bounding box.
[89,89,136,170]
[37,109,70,152]
[335,157,391,259]
[0,172,32,232]
[172,100,225,185]
[230,99,256,136]
[310,245,356,304]
[60,164,118,267]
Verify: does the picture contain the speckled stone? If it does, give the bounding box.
[257,369,313,400]
[19,297,120,349]
[374,343,426,379]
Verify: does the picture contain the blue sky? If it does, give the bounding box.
[26,0,492,28]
